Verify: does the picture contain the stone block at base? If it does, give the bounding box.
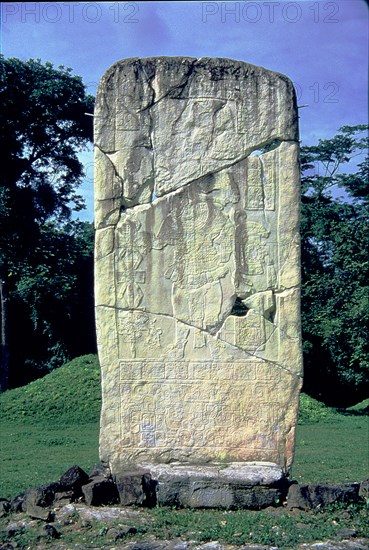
[114,470,154,506]
[81,476,119,506]
[142,462,288,509]
[287,482,360,510]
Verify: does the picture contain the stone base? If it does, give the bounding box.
[139,462,288,509]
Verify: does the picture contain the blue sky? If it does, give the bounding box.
[1,0,367,220]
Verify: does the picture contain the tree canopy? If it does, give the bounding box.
[0,57,95,390]
[0,56,94,221]
[300,125,369,406]
[1,55,367,408]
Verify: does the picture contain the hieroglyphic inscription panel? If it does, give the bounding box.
[95,57,302,473]
[117,360,282,451]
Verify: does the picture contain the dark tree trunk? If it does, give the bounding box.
[0,277,10,392]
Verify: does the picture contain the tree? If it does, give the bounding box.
[0,57,95,390]
[300,125,369,406]
[7,220,96,387]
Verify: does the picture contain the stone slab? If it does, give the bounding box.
[145,462,288,509]
[94,57,302,475]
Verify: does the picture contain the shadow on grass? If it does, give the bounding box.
[336,407,369,416]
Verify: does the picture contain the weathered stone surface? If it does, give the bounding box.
[95,57,302,474]
[59,465,89,495]
[114,470,153,506]
[0,499,11,517]
[88,462,112,479]
[287,482,360,510]
[23,483,59,520]
[10,493,24,513]
[337,528,358,539]
[40,524,60,539]
[81,476,119,506]
[108,525,138,540]
[359,478,369,498]
[54,503,142,523]
[147,462,287,509]
[298,542,369,549]
[24,504,52,521]
[53,490,75,506]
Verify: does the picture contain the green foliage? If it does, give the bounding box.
[0,354,101,425]
[8,220,96,384]
[297,393,341,424]
[0,57,96,388]
[0,56,94,219]
[301,125,369,406]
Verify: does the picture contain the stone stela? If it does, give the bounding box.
[94,57,302,476]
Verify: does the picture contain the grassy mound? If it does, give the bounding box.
[0,354,353,426]
[346,397,369,414]
[0,355,368,495]
[298,393,341,424]
[0,354,101,425]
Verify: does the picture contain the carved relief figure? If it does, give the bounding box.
[156,191,233,347]
[116,219,152,309]
[95,57,302,471]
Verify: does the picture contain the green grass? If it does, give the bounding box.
[293,417,369,484]
[146,504,369,547]
[0,354,101,425]
[0,355,368,498]
[293,393,369,484]
[347,397,369,413]
[0,423,99,498]
[0,356,368,548]
[0,355,101,498]
[1,501,368,549]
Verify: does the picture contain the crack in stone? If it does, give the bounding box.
[258,155,269,228]
[142,68,156,203]
[275,284,300,293]
[98,139,293,215]
[96,89,298,212]
[95,143,125,194]
[112,307,231,348]
[152,139,292,202]
[94,202,121,229]
[96,57,302,472]
[138,59,197,112]
[103,305,302,379]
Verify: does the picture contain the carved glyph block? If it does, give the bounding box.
[95,57,302,473]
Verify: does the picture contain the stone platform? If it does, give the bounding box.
[126,462,289,509]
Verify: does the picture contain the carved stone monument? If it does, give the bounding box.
[94,58,302,498]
